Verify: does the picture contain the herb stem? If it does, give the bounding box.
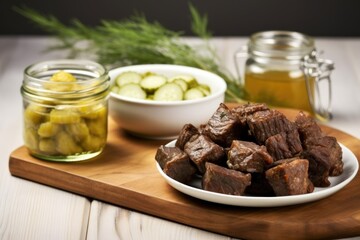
[15,5,246,102]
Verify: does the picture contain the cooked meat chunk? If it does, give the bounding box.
[155,145,182,169]
[227,140,273,173]
[231,103,269,121]
[265,133,293,160]
[265,159,313,196]
[175,124,199,150]
[305,136,343,177]
[184,134,226,174]
[270,157,300,167]
[231,103,270,125]
[300,146,331,187]
[317,136,343,176]
[300,135,343,187]
[296,111,343,179]
[231,103,270,140]
[265,130,302,160]
[245,172,275,196]
[202,103,243,147]
[202,162,251,195]
[163,157,197,184]
[155,145,197,183]
[247,109,295,144]
[295,111,324,146]
[285,128,303,155]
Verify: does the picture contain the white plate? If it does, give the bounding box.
[156,140,359,207]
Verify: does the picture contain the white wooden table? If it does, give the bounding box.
[1,36,360,240]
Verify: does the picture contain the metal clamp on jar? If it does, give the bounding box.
[234,31,334,121]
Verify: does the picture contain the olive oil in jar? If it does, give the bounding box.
[236,31,333,121]
[244,70,314,113]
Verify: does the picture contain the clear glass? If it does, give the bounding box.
[21,59,110,162]
[235,31,333,121]
[244,56,315,114]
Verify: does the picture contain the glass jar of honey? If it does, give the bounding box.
[235,31,334,121]
[21,59,110,162]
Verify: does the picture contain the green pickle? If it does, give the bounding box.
[39,138,57,154]
[24,128,39,151]
[50,108,81,124]
[55,130,83,155]
[24,104,47,126]
[22,67,109,161]
[65,120,90,142]
[37,122,60,137]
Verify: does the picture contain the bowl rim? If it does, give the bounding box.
[108,64,227,106]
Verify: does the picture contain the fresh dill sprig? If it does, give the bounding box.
[14,5,246,102]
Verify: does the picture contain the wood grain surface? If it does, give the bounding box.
[8,106,360,240]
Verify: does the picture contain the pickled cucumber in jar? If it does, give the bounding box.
[22,68,108,161]
[44,70,78,92]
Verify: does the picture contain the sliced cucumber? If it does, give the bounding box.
[142,71,156,77]
[169,74,194,82]
[172,78,188,92]
[112,71,210,102]
[169,74,198,88]
[197,84,211,96]
[117,83,147,99]
[115,72,142,87]
[153,83,183,101]
[184,88,205,100]
[111,85,120,93]
[140,75,167,93]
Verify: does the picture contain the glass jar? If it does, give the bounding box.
[21,59,110,162]
[235,31,334,121]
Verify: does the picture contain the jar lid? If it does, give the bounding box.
[248,31,315,60]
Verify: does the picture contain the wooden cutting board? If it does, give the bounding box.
[9,106,360,240]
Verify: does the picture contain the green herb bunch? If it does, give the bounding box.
[15,4,245,102]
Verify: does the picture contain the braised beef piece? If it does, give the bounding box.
[270,157,300,167]
[271,158,314,193]
[155,145,197,183]
[175,124,199,150]
[247,109,295,144]
[202,103,243,147]
[317,136,343,176]
[155,145,181,169]
[300,146,331,187]
[231,103,270,140]
[227,140,273,173]
[245,172,275,196]
[295,111,324,146]
[265,158,313,196]
[285,128,303,155]
[265,130,302,160]
[266,133,292,160]
[202,162,251,195]
[300,135,343,187]
[184,134,226,174]
[296,111,343,179]
[232,103,270,125]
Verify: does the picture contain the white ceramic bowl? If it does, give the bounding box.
[108,64,227,139]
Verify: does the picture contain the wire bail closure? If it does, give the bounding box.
[301,50,334,121]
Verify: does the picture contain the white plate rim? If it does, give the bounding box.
[156,140,359,207]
